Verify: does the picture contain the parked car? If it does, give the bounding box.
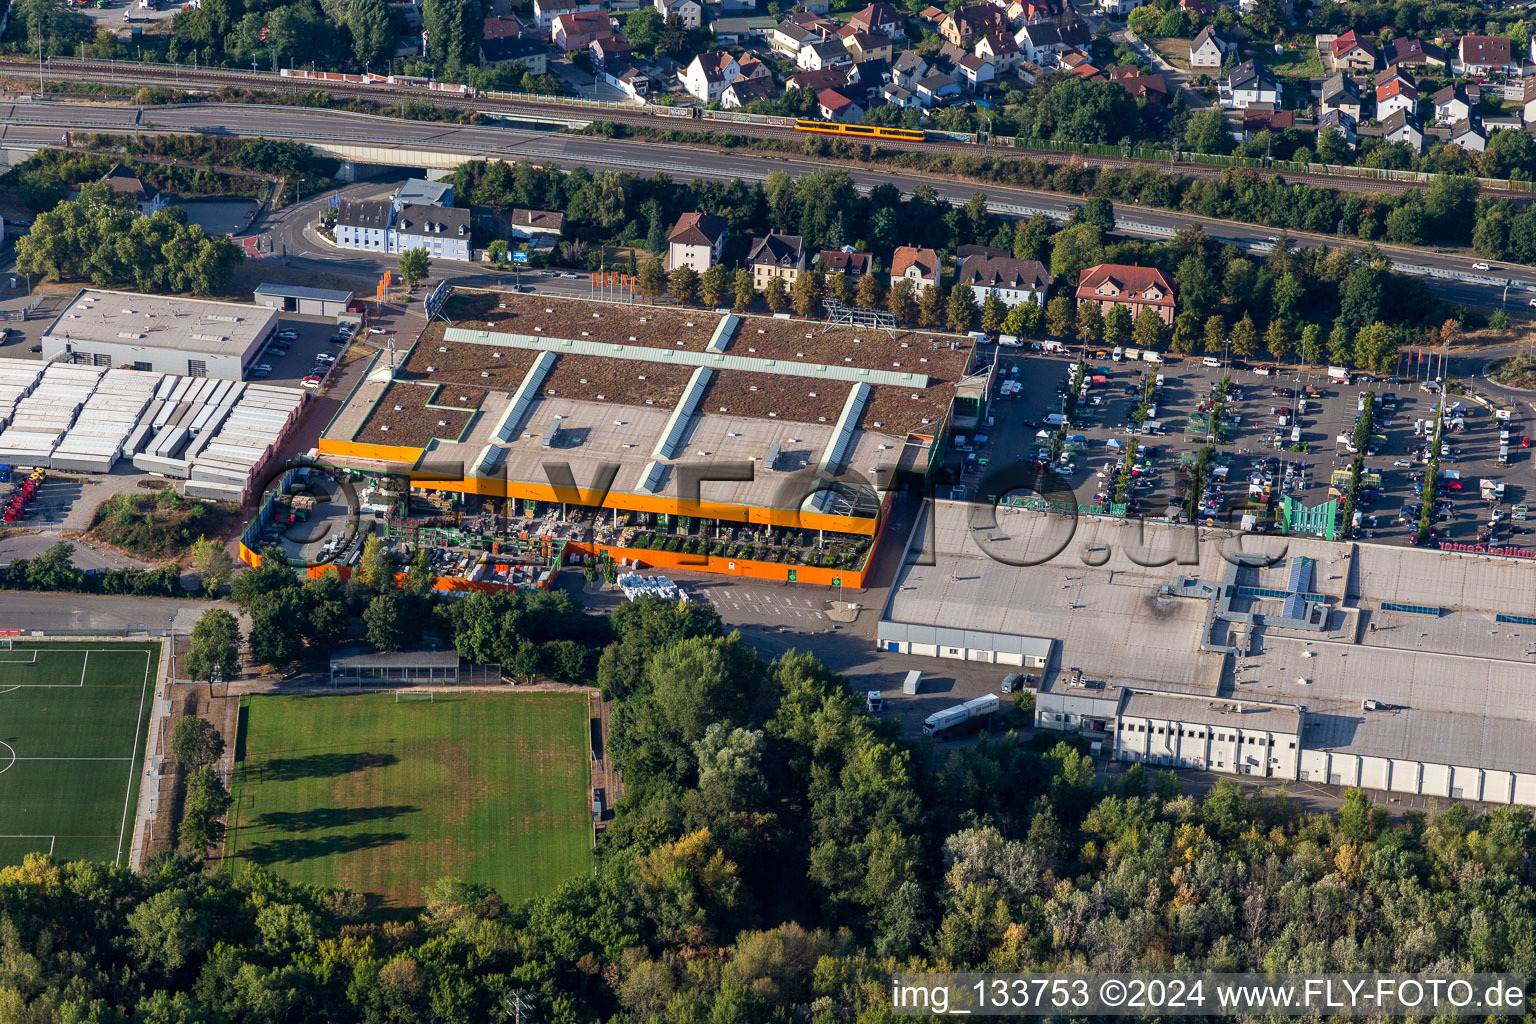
[369,327,386,335]
[277,329,298,340]
[300,379,321,389]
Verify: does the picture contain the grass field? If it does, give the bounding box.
[226,692,592,908]
[0,641,159,867]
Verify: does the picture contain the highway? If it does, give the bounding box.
[1,100,1532,307]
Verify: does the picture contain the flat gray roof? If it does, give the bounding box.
[43,289,276,359]
[331,649,459,668]
[878,619,1054,658]
[1121,688,1302,735]
[883,501,1536,775]
[254,284,355,303]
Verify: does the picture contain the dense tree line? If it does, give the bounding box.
[16,181,243,296]
[2,540,185,597]
[4,594,1536,1021]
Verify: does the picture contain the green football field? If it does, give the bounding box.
[226,692,593,908]
[0,641,159,867]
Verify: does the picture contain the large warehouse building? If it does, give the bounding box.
[880,501,1536,807]
[307,289,979,585]
[41,289,279,380]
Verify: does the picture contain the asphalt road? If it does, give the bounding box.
[0,102,1532,309]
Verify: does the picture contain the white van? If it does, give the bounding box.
[1202,357,1222,368]
[1112,347,1124,361]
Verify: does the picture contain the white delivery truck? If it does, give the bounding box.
[922,693,1001,736]
[902,670,922,695]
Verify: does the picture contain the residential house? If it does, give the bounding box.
[721,75,780,107]
[1329,30,1377,72]
[975,32,1020,71]
[391,179,453,215]
[1075,263,1176,326]
[1380,108,1426,153]
[1374,71,1417,122]
[1016,21,1065,62]
[1433,85,1471,125]
[816,86,864,120]
[956,255,1051,308]
[1523,77,1536,123]
[101,163,165,215]
[655,0,703,28]
[800,40,852,71]
[940,4,1008,47]
[893,49,928,88]
[1240,108,1294,139]
[917,4,945,27]
[1112,65,1167,103]
[1096,0,1149,15]
[891,246,942,292]
[395,205,470,262]
[785,66,856,93]
[532,0,600,30]
[1318,109,1357,148]
[510,209,566,241]
[882,82,919,107]
[1451,118,1486,152]
[1015,60,1046,85]
[481,15,547,73]
[849,1,906,38]
[334,199,391,253]
[915,70,961,104]
[550,11,615,50]
[1220,60,1280,110]
[840,29,892,63]
[589,35,634,68]
[681,51,740,102]
[1458,35,1513,76]
[711,17,771,44]
[954,53,997,89]
[601,62,650,101]
[817,249,873,278]
[1189,26,1231,70]
[936,40,969,68]
[1387,37,1445,70]
[1013,0,1064,24]
[667,212,728,272]
[736,54,771,80]
[769,20,817,57]
[1058,15,1092,48]
[748,233,807,290]
[1319,71,1361,121]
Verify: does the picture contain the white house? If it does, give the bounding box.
[891,246,941,292]
[1451,118,1486,152]
[1380,109,1426,153]
[1220,60,1280,110]
[799,40,852,70]
[393,205,471,262]
[667,212,728,272]
[956,255,1051,308]
[681,51,740,102]
[532,0,601,29]
[655,0,703,27]
[1433,86,1471,125]
[1189,26,1229,69]
[954,54,997,89]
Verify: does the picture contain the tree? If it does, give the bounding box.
[1202,314,1227,355]
[184,608,239,695]
[1316,124,1348,165]
[398,247,430,290]
[1265,316,1293,359]
[1048,223,1103,285]
[764,276,789,313]
[1300,322,1324,365]
[979,293,1007,334]
[637,255,668,302]
[354,534,395,593]
[1045,294,1075,337]
[348,0,394,67]
[1184,109,1232,154]
[170,716,225,771]
[248,605,303,666]
[364,590,413,652]
[190,537,234,597]
[1439,318,1464,348]
[946,284,977,332]
[855,269,885,309]
[732,268,755,311]
[421,0,480,74]
[1230,313,1259,358]
[670,265,700,305]
[1103,303,1132,346]
[1132,307,1166,349]
[888,279,918,323]
[701,264,730,307]
[1076,300,1104,347]
[827,270,854,305]
[644,200,666,253]
[1171,311,1201,353]
[1002,299,1042,337]
[178,765,230,856]
[1079,197,1115,234]
[919,283,946,328]
[1328,320,1354,365]
[791,269,826,318]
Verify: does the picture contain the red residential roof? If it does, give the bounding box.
[1075,263,1176,307]
[891,245,940,280]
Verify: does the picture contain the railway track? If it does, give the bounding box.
[4,56,1492,199]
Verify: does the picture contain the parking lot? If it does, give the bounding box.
[248,314,357,390]
[64,0,176,30]
[955,345,1532,553]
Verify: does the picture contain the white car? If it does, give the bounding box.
[1472,262,1491,271]
[277,329,298,340]
[369,327,386,334]
[314,353,336,363]
[253,364,272,373]
[300,378,321,389]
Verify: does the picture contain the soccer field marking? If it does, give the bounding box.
[0,835,55,856]
[115,649,152,867]
[0,651,37,665]
[0,741,13,775]
[0,648,154,687]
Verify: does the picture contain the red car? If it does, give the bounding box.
[1523,437,1532,448]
